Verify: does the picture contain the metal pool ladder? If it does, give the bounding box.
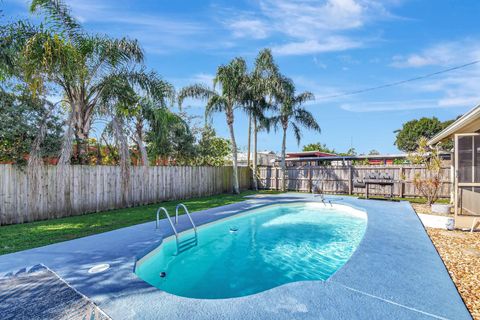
[155,204,198,254]
[312,185,333,207]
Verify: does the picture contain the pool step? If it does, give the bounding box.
[177,237,198,254]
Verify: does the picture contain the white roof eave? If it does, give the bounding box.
[428,103,480,145]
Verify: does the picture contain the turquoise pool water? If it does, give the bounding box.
[135,202,367,299]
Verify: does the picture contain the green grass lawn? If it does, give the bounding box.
[0,190,444,256]
[0,190,280,255]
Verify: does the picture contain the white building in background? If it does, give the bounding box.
[237,151,278,167]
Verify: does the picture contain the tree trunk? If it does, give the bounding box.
[27,101,56,220]
[252,116,258,191]
[96,143,102,165]
[135,117,149,205]
[135,118,149,167]
[111,115,130,206]
[72,101,92,164]
[75,130,89,164]
[281,126,287,192]
[226,108,240,194]
[136,135,149,167]
[58,110,75,166]
[57,110,75,216]
[247,113,252,168]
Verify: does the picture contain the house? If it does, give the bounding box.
[428,103,480,230]
[287,151,337,158]
[284,151,337,166]
[237,151,278,167]
[277,152,450,167]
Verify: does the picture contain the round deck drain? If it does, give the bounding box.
[88,263,110,274]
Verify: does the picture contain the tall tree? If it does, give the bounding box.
[197,125,231,166]
[9,0,147,163]
[271,76,320,191]
[302,142,336,154]
[0,87,63,165]
[338,147,357,156]
[145,106,196,165]
[394,117,454,152]
[241,49,279,190]
[122,73,175,166]
[178,58,247,194]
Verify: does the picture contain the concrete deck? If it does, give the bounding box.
[0,194,472,319]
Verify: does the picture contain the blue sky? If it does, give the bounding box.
[4,0,480,154]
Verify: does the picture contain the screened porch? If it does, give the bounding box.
[455,133,480,230]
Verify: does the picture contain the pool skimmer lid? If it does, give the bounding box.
[88,263,110,274]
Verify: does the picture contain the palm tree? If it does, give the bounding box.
[271,76,320,191]
[124,74,175,167]
[241,49,279,190]
[96,71,174,203]
[13,0,148,164]
[178,58,247,194]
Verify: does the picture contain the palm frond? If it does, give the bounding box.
[257,115,276,133]
[266,115,282,133]
[291,122,302,145]
[293,107,321,132]
[122,69,174,105]
[0,20,40,80]
[294,91,315,105]
[178,84,216,109]
[93,36,144,67]
[205,95,228,117]
[30,0,82,40]
[214,57,247,101]
[254,48,279,79]
[272,74,294,106]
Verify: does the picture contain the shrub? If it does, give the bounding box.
[408,137,442,205]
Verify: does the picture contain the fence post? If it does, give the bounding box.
[275,167,279,190]
[399,166,404,198]
[308,167,312,193]
[348,166,353,195]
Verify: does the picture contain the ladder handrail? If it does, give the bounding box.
[156,207,180,249]
[175,203,198,239]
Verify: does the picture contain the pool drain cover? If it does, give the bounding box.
[88,264,110,274]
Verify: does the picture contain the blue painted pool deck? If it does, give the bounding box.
[0,194,472,320]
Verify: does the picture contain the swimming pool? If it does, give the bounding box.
[135,202,367,299]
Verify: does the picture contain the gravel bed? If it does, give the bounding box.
[412,203,454,216]
[427,228,480,320]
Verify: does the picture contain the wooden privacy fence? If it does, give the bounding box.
[0,165,251,225]
[258,165,452,198]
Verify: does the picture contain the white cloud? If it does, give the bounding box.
[259,0,362,38]
[313,57,327,69]
[391,39,480,68]
[438,96,480,108]
[191,73,215,86]
[224,0,397,55]
[63,0,209,54]
[340,99,447,112]
[389,39,480,109]
[228,18,269,39]
[340,95,480,112]
[272,37,362,56]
